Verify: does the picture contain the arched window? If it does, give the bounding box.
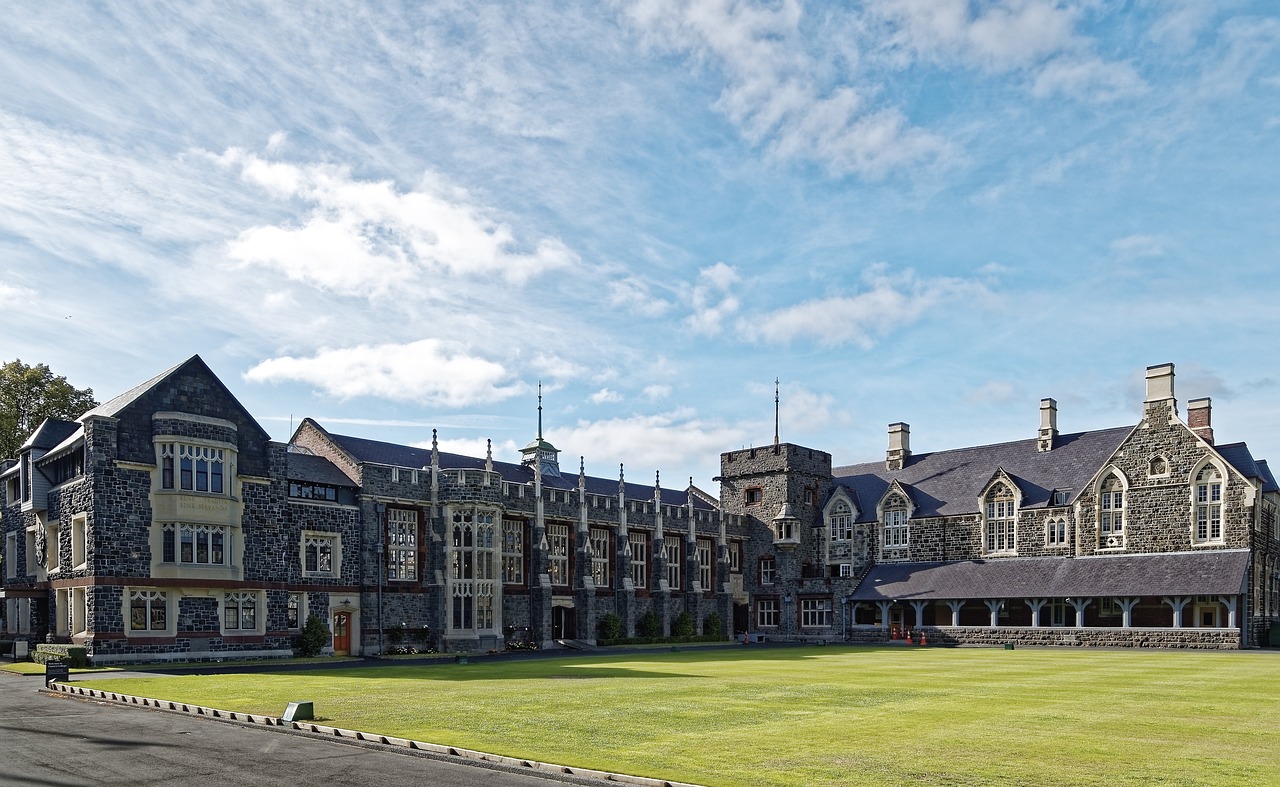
[882,495,908,549]
[829,501,853,541]
[1046,518,1068,546]
[1194,465,1224,543]
[984,483,1016,553]
[1099,473,1125,548]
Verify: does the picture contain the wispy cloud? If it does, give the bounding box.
[744,264,992,348]
[625,0,949,178]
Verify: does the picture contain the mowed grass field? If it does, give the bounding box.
[87,646,1280,786]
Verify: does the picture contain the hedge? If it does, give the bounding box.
[33,645,89,668]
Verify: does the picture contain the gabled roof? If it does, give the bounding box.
[849,550,1250,601]
[832,426,1132,521]
[1216,442,1265,486]
[1256,460,1278,494]
[322,429,717,509]
[287,452,358,487]
[19,419,81,452]
[80,358,190,420]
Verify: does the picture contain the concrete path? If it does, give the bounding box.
[0,671,589,787]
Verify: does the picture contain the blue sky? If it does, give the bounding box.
[3,1,1278,491]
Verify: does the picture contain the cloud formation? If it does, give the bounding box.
[244,339,524,406]
[744,264,991,348]
[221,150,578,293]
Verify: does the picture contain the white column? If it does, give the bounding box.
[1068,598,1091,628]
[1118,597,1140,628]
[1220,595,1238,629]
[1025,598,1047,628]
[910,601,927,629]
[876,601,893,630]
[946,600,964,626]
[984,599,1002,628]
[1163,595,1189,628]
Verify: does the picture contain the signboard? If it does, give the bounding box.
[44,658,69,686]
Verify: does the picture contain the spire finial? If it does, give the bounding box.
[485,438,493,472]
[774,377,780,448]
[537,381,543,440]
[431,428,439,468]
[579,455,586,486]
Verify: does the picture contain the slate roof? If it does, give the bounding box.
[324,430,716,509]
[19,419,81,453]
[832,426,1133,520]
[287,452,358,487]
[80,358,188,420]
[1215,442,1274,490]
[849,550,1251,601]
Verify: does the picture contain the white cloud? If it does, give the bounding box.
[870,0,1076,72]
[608,276,673,317]
[244,339,525,406]
[744,264,991,348]
[589,388,624,404]
[1031,56,1147,102]
[626,0,949,178]
[1110,234,1165,261]
[869,0,1148,101]
[554,408,746,478]
[219,150,578,294]
[643,384,671,401]
[685,262,741,335]
[965,380,1018,405]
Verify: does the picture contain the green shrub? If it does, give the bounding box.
[672,612,695,639]
[703,611,724,636]
[638,610,662,638]
[386,623,405,646]
[598,613,622,641]
[295,614,329,657]
[33,645,88,668]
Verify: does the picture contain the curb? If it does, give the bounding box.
[44,681,700,787]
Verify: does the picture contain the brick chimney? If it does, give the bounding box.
[886,422,910,471]
[1038,398,1058,452]
[1144,363,1176,416]
[1187,397,1213,445]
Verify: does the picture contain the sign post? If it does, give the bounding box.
[44,658,69,686]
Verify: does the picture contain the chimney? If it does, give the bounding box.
[1187,397,1213,445]
[1038,398,1058,452]
[886,422,910,471]
[1144,363,1177,416]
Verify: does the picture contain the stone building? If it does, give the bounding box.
[2,357,1277,661]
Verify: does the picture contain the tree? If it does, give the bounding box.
[0,360,98,460]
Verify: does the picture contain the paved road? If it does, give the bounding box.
[0,672,580,787]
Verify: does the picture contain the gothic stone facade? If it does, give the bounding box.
[3,358,1278,662]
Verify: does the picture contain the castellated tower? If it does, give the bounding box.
[718,442,833,638]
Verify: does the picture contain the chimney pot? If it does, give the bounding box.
[887,422,911,471]
[1187,397,1214,445]
[1038,398,1058,452]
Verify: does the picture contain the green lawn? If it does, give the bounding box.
[85,646,1280,786]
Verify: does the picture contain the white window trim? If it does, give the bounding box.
[300,530,342,578]
[123,588,175,637]
[221,590,264,635]
[1191,460,1226,545]
[982,481,1018,555]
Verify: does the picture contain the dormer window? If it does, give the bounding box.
[984,483,1017,554]
[882,494,908,549]
[1099,473,1125,548]
[830,501,853,541]
[1194,465,1224,543]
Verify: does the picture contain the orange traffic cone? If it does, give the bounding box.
[921,632,928,646]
